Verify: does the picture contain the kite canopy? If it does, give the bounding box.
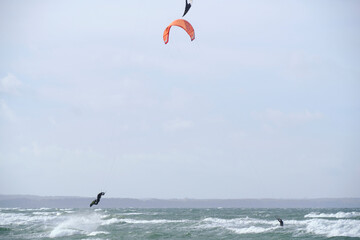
[163,19,195,44]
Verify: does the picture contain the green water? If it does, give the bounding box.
[1,208,359,239]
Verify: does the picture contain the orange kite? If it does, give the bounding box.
[163,19,195,44]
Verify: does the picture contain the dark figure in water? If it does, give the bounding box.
[277,218,284,226]
[90,192,105,207]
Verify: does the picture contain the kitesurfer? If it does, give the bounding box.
[277,218,284,226]
[90,192,105,207]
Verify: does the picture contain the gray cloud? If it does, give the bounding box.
[0,0,359,199]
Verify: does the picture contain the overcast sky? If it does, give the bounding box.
[0,0,359,199]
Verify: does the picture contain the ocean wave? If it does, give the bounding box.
[229,226,278,234]
[3,208,360,239]
[49,212,104,238]
[0,208,19,210]
[119,218,190,224]
[305,211,360,219]
[122,212,143,215]
[202,217,276,226]
[87,230,109,236]
[305,218,360,238]
[199,217,280,235]
[32,211,60,216]
[49,227,80,238]
[58,208,74,211]
[0,212,57,225]
[101,217,122,225]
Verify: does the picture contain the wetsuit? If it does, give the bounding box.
[278,218,284,226]
[90,192,105,207]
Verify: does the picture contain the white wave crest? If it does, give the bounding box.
[49,213,103,238]
[203,217,272,225]
[33,211,59,216]
[101,217,122,225]
[88,231,109,236]
[122,212,143,215]
[305,211,360,219]
[39,208,51,210]
[229,226,278,234]
[58,208,74,211]
[306,219,360,238]
[120,218,189,224]
[0,212,57,225]
[200,217,279,234]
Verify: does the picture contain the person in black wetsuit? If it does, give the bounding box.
[277,218,284,226]
[90,192,105,207]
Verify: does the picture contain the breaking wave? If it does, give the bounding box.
[49,212,104,238]
[0,211,58,225]
[229,226,278,234]
[2,208,360,239]
[200,217,279,234]
[305,218,360,238]
[305,211,360,219]
[119,218,190,224]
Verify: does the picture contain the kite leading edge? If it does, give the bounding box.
[163,19,195,44]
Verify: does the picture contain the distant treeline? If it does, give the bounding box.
[1,195,360,208]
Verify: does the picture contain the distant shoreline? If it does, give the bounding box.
[1,195,360,209]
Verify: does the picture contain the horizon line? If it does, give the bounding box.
[1,194,360,200]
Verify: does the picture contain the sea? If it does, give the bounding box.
[1,208,360,240]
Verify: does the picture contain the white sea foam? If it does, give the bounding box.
[0,212,57,225]
[0,212,27,225]
[0,208,19,210]
[88,231,109,236]
[49,227,80,238]
[64,210,75,214]
[59,208,73,211]
[203,217,276,226]
[101,218,122,225]
[305,218,360,238]
[49,212,103,238]
[268,217,360,238]
[18,208,36,211]
[33,211,59,216]
[200,217,279,235]
[120,218,189,224]
[122,212,143,215]
[229,226,278,234]
[305,211,360,219]
[280,219,309,226]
